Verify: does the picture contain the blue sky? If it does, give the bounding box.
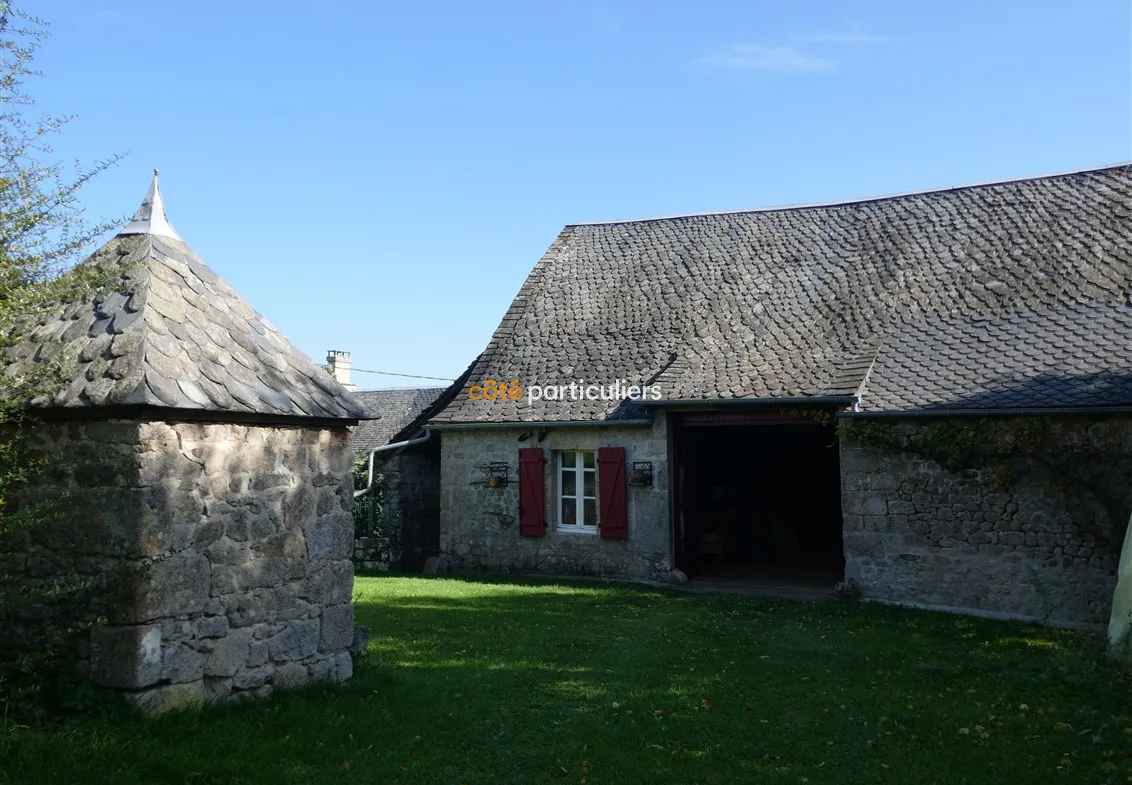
[24,1,1132,388]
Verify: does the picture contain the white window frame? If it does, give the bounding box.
[557,450,598,532]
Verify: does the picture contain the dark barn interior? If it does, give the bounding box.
[673,412,845,587]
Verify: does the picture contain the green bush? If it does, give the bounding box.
[0,2,124,723]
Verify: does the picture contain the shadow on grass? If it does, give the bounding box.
[2,574,1131,785]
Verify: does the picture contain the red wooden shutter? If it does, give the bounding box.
[597,446,628,540]
[518,448,545,537]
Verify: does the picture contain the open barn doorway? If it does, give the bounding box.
[672,411,844,591]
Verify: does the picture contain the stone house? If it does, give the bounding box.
[347,382,449,570]
[0,173,372,709]
[427,164,1132,627]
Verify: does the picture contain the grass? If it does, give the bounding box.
[2,575,1131,784]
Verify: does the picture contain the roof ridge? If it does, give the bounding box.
[355,386,449,393]
[564,161,1132,227]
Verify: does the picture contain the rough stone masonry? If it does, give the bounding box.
[840,415,1132,627]
[0,174,373,711]
[3,419,361,712]
[439,417,672,579]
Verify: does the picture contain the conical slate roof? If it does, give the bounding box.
[3,173,371,420]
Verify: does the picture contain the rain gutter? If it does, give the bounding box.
[642,396,857,408]
[354,427,435,499]
[840,406,1132,419]
[426,420,653,431]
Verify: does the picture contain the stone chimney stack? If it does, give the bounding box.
[326,350,357,391]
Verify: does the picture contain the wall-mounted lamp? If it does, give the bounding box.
[628,461,653,487]
[476,462,510,489]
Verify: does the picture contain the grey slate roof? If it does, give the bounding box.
[2,179,371,421]
[351,387,446,452]
[859,300,1132,412]
[432,164,1132,422]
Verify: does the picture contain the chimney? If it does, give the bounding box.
[326,350,357,391]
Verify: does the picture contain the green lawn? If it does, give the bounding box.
[2,576,1131,784]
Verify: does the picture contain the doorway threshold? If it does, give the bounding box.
[676,577,834,602]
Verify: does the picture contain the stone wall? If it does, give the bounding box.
[1,418,358,711]
[353,535,391,572]
[439,416,671,579]
[374,441,440,572]
[840,415,1132,627]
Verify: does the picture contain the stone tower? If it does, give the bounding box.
[1,172,374,711]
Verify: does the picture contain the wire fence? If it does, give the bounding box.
[353,492,380,539]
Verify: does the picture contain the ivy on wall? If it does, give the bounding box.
[352,457,389,539]
[838,417,1046,480]
[781,408,839,428]
[837,415,1132,548]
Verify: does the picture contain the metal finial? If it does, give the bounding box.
[117,170,183,241]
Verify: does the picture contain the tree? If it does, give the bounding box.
[0,0,124,717]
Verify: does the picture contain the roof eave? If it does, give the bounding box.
[30,403,364,427]
[427,419,654,430]
[642,396,858,408]
[841,404,1132,419]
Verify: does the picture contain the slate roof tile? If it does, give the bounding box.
[351,388,447,453]
[860,301,1132,412]
[2,177,371,422]
[433,164,1132,422]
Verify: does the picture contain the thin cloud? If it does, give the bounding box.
[700,27,890,73]
[699,44,833,73]
[792,30,892,45]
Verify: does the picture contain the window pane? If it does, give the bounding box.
[562,498,577,527]
[583,471,594,498]
[583,499,597,526]
[582,451,594,469]
[562,451,577,469]
[562,470,576,497]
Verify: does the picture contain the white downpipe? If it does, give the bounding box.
[353,428,434,499]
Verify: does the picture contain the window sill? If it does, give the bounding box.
[556,526,599,535]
